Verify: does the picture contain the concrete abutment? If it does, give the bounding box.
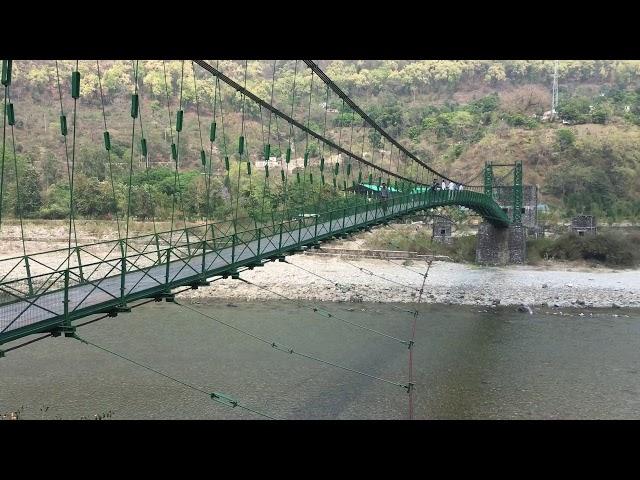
[475,222,526,265]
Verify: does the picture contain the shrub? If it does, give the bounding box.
[526,237,555,263]
[449,235,477,262]
[39,205,69,219]
[530,232,639,267]
[504,113,538,129]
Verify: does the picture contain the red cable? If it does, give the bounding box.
[408,260,432,420]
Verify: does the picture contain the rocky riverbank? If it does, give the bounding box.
[178,254,640,309]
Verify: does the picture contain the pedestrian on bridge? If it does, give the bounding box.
[441,179,446,191]
[380,182,390,214]
[448,180,456,198]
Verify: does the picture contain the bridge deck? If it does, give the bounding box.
[0,190,509,345]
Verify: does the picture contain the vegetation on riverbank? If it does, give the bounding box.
[527,232,640,267]
[363,227,640,268]
[362,227,477,262]
[2,60,640,227]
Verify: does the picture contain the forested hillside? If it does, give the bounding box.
[2,60,640,224]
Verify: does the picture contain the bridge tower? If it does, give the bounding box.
[483,162,494,198]
[512,161,523,224]
[476,161,527,265]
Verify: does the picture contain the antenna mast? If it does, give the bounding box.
[551,60,559,120]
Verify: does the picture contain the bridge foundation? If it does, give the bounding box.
[475,223,526,265]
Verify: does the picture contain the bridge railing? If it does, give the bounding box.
[0,188,509,341]
[0,188,504,290]
[0,188,503,288]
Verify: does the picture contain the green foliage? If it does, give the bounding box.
[19,166,42,215]
[39,205,70,219]
[334,111,356,127]
[529,232,640,267]
[503,113,538,129]
[42,153,62,188]
[368,130,383,149]
[557,96,592,124]
[452,144,464,158]
[269,145,282,158]
[368,103,403,135]
[544,130,640,222]
[422,110,478,140]
[466,93,500,114]
[555,129,575,151]
[5,60,640,226]
[525,237,556,263]
[305,142,320,157]
[78,144,107,181]
[363,227,476,262]
[41,184,70,219]
[102,61,133,97]
[407,125,422,142]
[73,175,117,217]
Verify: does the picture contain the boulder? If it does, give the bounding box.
[517,304,533,314]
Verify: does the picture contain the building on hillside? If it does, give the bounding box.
[432,216,453,244]
[254,156,283,169]
[570,215,597,236]
[328,153,343,164]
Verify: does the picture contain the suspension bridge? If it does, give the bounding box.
[0,59,519,419]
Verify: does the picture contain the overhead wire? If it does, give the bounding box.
[173,299,410,391]
[237,276,409,345]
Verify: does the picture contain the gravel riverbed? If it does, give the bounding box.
[2,230,638,309]
[179,254,640,309]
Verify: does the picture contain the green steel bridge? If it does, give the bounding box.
[0,59,519,365]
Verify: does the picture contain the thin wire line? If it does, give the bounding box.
[173,300,409,390]
[342,259,423,292]
[72,333,277,420]
[239,277,409,345]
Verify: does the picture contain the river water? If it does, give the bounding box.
[1,300,639,419]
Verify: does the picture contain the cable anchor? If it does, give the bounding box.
[211,392,239,408]
[271,342,294,354]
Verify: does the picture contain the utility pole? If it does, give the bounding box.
[551,60,559,121]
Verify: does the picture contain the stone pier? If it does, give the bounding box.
[475,223,526,265]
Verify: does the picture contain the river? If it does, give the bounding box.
[1,300,638,419]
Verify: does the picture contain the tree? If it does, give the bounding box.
[466,93,500,114]
[484,64,507,84]
[129,185,157,221]
[78,145,107,181]
[42,153,61,189]
[557,96,591,123]
[368,130,383,149]
[102,61,133,99]
[555,129,576,151]
[19,165,42,215]
[74,175,117,217]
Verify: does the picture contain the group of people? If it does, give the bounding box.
[377,178,463,215]
[431,178,464,192]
